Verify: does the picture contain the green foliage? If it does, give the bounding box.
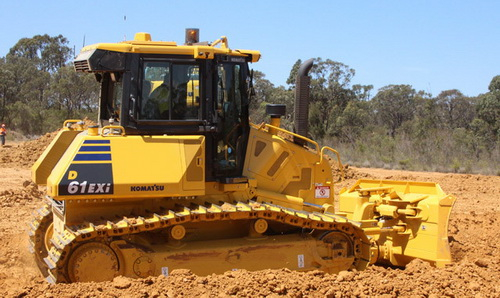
[8,34,72,73]
[290,58,373,140]
[371,84,417,138]
[250,70,294,130]
[488,75,500,92]
[435,89,476,129]
[476,90,500,138]
[0,35,98,136]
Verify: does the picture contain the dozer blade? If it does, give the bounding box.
[338,179,456,268]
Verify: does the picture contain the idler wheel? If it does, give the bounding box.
[43,223,54,253]
[67,242,120,282]
[253,219,268,234]
[170,225,186,240]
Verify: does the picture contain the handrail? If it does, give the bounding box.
[319,146,344,181]
[261,123,320,153]
[62,119,84,131]
[253,122,345,181]
[101,125,125,136]
[210,36,228,49]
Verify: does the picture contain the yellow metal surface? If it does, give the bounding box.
[80,33,261,62]
[339,179,456,267]
[170,225,186,240]
[45,132,205,199]
[67,242,120,282]
[32,129,82,185]
[243,126,334,208]
[253,219,269,234]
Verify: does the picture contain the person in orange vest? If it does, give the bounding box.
[0,124,6,146]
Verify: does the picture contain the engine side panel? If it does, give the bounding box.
[243,126,335,208]
[46,133,205,200]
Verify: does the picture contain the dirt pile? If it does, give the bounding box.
[0,118,96,169]
[0,181,44,208]
[0,132,57,168]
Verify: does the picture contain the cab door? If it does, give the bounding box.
[212,60,250,179]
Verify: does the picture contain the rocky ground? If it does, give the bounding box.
[0,135,498,297]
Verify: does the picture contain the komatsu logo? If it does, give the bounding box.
[130,185,165,192]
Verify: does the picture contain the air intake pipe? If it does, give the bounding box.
[294,58,314,139]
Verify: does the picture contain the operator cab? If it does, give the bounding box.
[74,30,259,181]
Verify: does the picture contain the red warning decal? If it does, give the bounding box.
[315,185,330,199]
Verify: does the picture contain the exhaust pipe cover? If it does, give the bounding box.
[294,58,314,138]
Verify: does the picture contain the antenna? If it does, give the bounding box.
[123,15,127,41]
[82,35,86,47]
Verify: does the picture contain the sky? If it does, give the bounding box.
[1,0,499,97]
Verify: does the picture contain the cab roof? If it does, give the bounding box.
[79,32,261,63]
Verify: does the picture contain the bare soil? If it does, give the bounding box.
[0,136,498,297]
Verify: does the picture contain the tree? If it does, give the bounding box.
[372,85,416,138]
[335,99,370,143]
[1,35,97,135]
[292,58,357,139]
[488,75,500,92]
[250,70,293,128]
[8,34,72,73]
[476,76,500,139]
[435,89,475,129]
[0,57,16,123]
[48,65,98,119]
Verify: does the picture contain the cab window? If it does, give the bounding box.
[214,63,246,176]
[98,72,122,124]
[140,61,200,120]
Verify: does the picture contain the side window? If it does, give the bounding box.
[111,79,122,121]
[140,61,200,120]
[100,72,122,124]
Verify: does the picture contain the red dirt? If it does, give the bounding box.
[0,136,498,297]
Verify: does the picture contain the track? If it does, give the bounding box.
[28,201,53,278]
[37,199,370,283]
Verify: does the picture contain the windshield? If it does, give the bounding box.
[140,61,200,120]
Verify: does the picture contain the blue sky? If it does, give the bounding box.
[1,1,498,97]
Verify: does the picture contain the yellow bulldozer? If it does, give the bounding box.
[29,29,456,283]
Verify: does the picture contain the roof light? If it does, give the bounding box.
[185,28,199,45]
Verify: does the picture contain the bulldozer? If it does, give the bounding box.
[29,29,456,283]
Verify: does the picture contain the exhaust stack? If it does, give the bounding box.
[294,58,314,138]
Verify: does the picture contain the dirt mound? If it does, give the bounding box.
[0,131,57,168]
[0,181,44,208]
[0,119,97,169]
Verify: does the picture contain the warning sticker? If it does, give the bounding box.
[161,267,169,276]
[298,254,305,268]
[315,185,330,198]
